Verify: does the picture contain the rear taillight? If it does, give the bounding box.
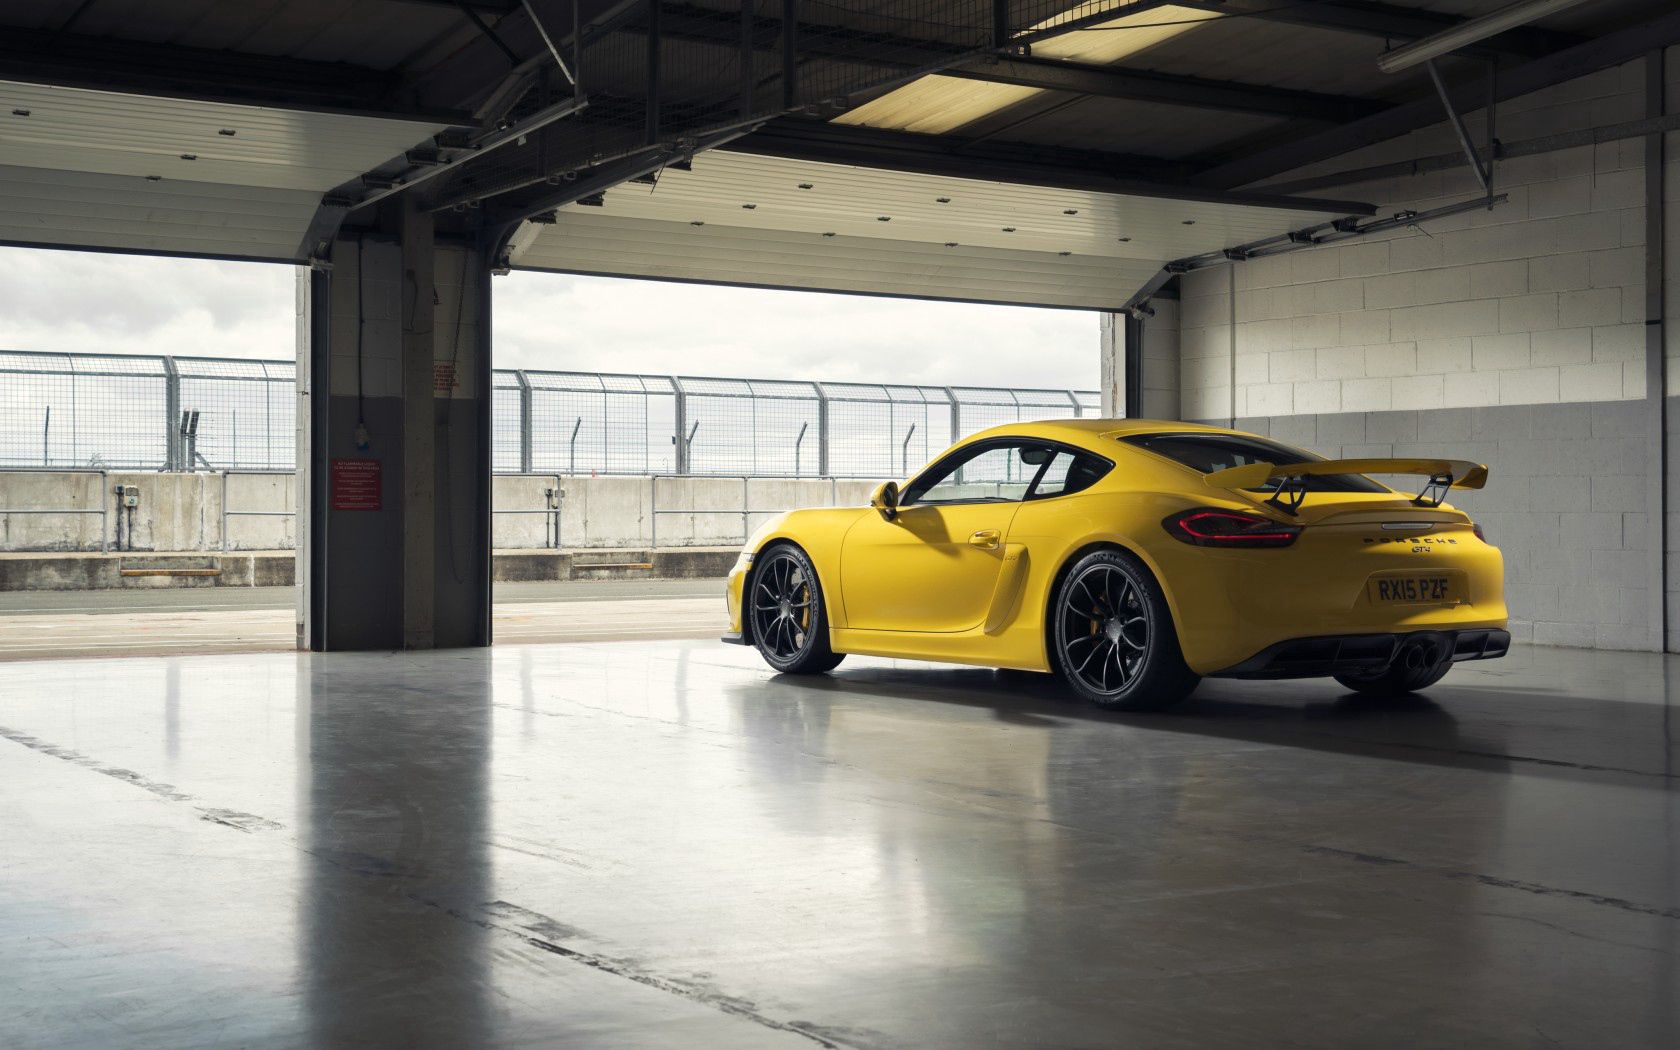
[1163,508,1301,548]
[1472,522,1486,542]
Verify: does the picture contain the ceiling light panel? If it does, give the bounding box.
[834,5,1220,135]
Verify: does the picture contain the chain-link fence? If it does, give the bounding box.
[0,351,1099,476]
[0,351,297,472]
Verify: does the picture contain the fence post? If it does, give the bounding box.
[515,370,534,474]
[1067,389,1082,417]
[162,356,181,471]
[672,377,689,474]
[943,387,960,445]
[814,383,830,478]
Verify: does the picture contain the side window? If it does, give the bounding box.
[904,443,1052,505]
[1029,451,1111,500]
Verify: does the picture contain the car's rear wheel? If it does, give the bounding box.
[1052,549,1199,710]
[1333,633,1451,695]
[749,545,844,674]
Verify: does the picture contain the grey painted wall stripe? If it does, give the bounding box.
[1643,49,1667,652]
[1227,262,1237,428]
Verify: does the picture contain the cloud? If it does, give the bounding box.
[0,248,1100,392]
[497,273,1101,390]
[0,247,294,359]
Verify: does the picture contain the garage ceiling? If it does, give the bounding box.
[512,150,1356,309]
[0,78,451,260]
[0,0,1671,298]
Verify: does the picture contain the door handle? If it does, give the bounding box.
[969,529,1002,549]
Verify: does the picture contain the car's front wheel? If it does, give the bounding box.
[749,544,844,674]
[1052,549,1199,709]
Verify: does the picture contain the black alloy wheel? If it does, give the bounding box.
[749,545,843,674]
[1053,549,1198,709]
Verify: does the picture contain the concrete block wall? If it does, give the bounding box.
[1230,403,1649,650]
[1139,299,1180,420]
[1149,54,1677,651]
[1180,61,1649,423]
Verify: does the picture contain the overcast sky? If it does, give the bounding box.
[0,246,1099,390]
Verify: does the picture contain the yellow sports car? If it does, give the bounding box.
[722,419,1509,709]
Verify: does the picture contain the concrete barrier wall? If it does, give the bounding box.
[490,475,880,547]
[1,471,883,553]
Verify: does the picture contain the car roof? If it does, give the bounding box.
[963,418,1251,445]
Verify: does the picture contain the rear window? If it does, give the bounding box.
[1122,433,1386,493]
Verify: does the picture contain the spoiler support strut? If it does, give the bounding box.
[1414,472,1454,508]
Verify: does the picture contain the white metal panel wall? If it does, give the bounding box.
[516,212,1163,309]
[0,80,449,191]
[0,163,317,260]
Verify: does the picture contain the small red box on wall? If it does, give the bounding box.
[331,458,381,511]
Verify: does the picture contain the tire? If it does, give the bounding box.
[1334,633,1451,695]
[1051,548,1199,710]
[748,544,844,675]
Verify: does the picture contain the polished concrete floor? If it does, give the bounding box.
[0,580,724,660]
[1,641,1675,1049]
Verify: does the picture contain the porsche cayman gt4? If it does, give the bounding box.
[722,419,1509,709]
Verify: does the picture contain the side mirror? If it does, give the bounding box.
[870,481,900,521]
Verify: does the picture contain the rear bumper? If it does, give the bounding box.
[1209,628,1510,680]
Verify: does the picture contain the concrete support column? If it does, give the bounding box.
[401,202,438,650]
[1102,305,1180,420]
[1098,312,1124,417]
[295,209,493,651]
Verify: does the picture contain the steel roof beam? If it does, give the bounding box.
[1192,6,1680,189]
[946,55,1387,122]
[729,119,1377,215]
[0,27,469,123]
[611,4,1383,122]
[1174,0,1585,60]
[384,0,523,10]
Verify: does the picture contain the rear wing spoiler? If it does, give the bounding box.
[1204,458,1488,512]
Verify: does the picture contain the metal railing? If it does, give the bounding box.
[0,467,120,553]
[2,351,1099,477]
[498,373,1100,478]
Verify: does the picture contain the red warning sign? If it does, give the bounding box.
[331,458,381,511]
[433,361,458,394]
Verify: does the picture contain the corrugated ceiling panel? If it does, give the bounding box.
[517,149,1353,308]
[0,163,315,260]
[0,80,448,191]
[594,151,1342,259]
[517,212,1163,310]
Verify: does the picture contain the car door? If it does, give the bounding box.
[841,441,1050,633]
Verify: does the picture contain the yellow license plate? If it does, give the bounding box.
[1368,575,1460,605]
